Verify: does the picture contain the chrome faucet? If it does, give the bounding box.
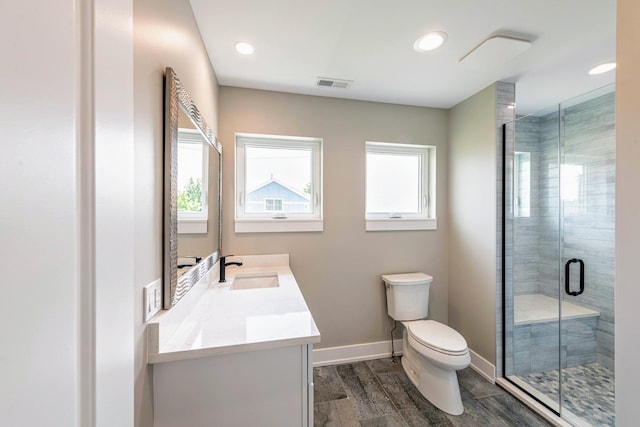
[219,255,243,282]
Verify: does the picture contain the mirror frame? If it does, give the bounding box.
[164,67,222,308]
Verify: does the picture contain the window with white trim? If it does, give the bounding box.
[235,133,323,233]
[514,151,531,218]
[177,128,208,234]
[365,141,436,231]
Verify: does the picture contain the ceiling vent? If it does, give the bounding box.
[459,35,532,69]
[316,77,352,89]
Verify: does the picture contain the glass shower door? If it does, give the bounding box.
[508,103,562,415]
[558,86,615,425]
[506,84,615,426]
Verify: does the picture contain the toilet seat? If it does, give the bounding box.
[406,320,468,356]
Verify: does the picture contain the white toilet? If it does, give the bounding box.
[382,272,470,416]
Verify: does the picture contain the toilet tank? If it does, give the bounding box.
[382,272,433,321]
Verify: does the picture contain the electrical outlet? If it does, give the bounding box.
[144,279,162,322]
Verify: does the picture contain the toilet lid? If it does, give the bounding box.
[407,320,468,355]
[382,272,433,286]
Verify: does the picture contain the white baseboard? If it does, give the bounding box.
[468,349,496,382]
[313,339,404,367]
[313,340,497,385]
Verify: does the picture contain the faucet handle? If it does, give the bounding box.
[218,255,241,283]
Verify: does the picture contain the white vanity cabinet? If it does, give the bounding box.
[153,344,314,427]
[148,255,320,427]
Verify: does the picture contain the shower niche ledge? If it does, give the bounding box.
[514,294,600,325]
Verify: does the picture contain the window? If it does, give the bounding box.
[514,151,531,218]
[264,198,283,211]
[235,133,322,233]
[365,142,436,231]
[177,128,208,234]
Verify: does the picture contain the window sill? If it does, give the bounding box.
[178,219,208,234]
[235,219,323,233]
[365,218,437,231]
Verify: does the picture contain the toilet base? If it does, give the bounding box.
[401,332,465,416]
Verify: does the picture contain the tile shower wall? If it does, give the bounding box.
[513,317,598,376]
[512,91,615,372]
[513,115,543,296]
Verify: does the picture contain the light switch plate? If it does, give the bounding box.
[144,279,162,322]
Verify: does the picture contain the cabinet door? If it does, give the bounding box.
[303,344,314,427]
[154,346,304,427]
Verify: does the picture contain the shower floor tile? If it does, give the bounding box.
[520,363,614,426]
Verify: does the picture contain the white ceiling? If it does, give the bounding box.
[190,0,616,115]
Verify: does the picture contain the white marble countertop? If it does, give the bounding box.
[147,254,321,364]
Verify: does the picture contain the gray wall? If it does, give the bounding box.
[495,83,517,376]
[615,0,640,422]
[133,1,219,425]
[448,83,500,364]
[511,91,615,370]
[219,87,450,349]
[2,1,136,425]
[2,3,85,423]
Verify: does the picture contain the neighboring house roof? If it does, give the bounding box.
[246,178,310,203]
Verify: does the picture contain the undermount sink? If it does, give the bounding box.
[230,273,280,290]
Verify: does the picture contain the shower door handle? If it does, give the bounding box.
[565,258,585,296]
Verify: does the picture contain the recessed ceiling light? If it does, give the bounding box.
[234,41,254,55]
[413,32,447,52]
[588,62,616,75]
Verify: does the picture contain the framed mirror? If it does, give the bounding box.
[164,67,222,308]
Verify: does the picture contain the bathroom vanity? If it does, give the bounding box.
[148,254,320,427]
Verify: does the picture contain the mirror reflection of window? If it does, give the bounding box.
[177,128,208,220]
[514,151,531,218]
[164,67,222,308]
